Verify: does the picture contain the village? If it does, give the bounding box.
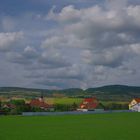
[0,95,139,115]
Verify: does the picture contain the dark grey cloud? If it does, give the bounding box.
[6,46,39,65]
[35,78,84,89]
[26,64,83,80]
[38,50,71,68]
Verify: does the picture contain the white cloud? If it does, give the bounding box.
[50,5,81,23]
[130,43,140,54]
[44,2,140,68]
[0,31,24,51]
[23,46,39,59]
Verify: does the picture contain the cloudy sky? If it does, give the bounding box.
[0,0,140,89]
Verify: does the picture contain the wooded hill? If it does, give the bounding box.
[0,85,140,101]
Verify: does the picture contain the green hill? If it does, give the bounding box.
[0,85,140,101]
[85,85,140,101]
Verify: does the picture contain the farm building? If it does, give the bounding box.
[77,97,100,111]
[30,96,53,111]
[129,98,140,112]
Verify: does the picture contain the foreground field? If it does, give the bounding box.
[0,113,139,140]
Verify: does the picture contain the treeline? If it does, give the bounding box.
[104,103,129,110]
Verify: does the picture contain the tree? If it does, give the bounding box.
[9,100,27,115]
[54,104,71,111]
[105,103,128,110]
[0,101,1,109]
[71,102,78,111]
[96,103,105,109]
[10,100,25,106]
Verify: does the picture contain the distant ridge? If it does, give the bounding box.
[0,85,140,101]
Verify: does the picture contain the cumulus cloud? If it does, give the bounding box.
[41,64,83,80]
[44,1,140,69]
[0,31,24,52]
[47,5,81,23]
[6,46,39,65]
[6,45,71,72]
[23,46,39,59]
[25,64,84,89]
[82,47,127,67]
[38,48,71,68]
[6,52,32,65]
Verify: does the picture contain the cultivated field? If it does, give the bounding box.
[0,113,139,140]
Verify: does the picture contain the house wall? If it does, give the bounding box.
[129,99,137,109]
[138,104,140,112]
[130,103,140,112]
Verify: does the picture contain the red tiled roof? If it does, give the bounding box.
[134,98,140,103]
[84,97,97,102]
[80,97,99,109]
[30,99,50,109]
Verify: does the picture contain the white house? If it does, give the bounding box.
[129,98,140,112]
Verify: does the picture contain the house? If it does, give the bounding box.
[29,96,53,111]
[2,103,16,110]
[77,97,99,111]
[129,98,140,112]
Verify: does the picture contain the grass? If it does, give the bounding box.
[101,101,129,105]
[0,113,139,140]
[44,98,129,105]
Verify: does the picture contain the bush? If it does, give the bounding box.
[54,104,71,111]
[0,101,1,109]
[10,100,25,106]
[105,103,129,110]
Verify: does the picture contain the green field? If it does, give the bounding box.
[44,97,128,105]
[45,97,83,105]
[0,113,139,140]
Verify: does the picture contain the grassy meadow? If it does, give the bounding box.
[44,97,83,105]
[44,97,129,105]
[0,113,139,140]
